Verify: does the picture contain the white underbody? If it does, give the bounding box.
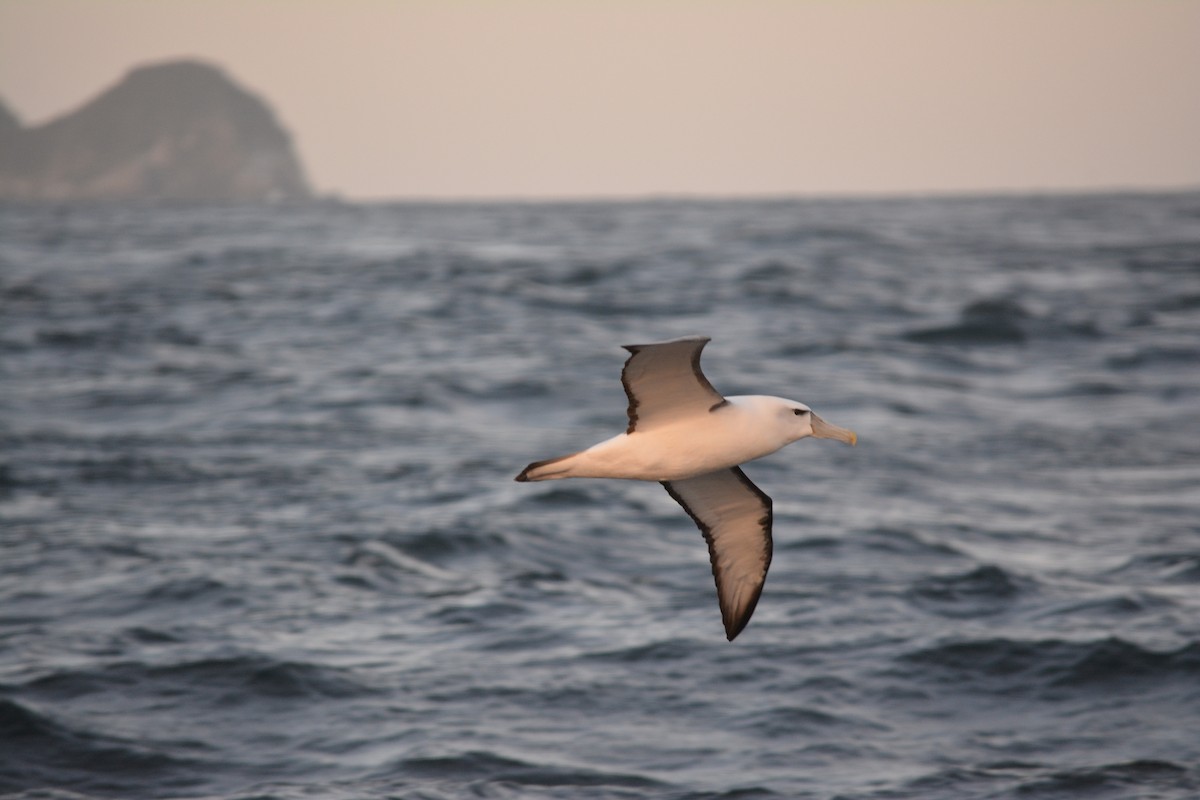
[527,395,803,482]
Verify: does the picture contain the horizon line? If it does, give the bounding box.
[314,183,1200,206]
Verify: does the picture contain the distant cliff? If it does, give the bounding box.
[0,60,311,203]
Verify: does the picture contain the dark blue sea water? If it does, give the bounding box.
[2,193,1199,799]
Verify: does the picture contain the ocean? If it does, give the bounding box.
[2,193,1199,799]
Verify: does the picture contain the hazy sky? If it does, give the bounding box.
[2,0,1198,199]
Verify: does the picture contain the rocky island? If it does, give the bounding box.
[0,60,311,203]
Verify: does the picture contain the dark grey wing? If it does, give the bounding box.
[661,467,773,641]
[620,336,726,434]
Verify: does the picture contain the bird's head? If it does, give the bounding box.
[778,399,857,446]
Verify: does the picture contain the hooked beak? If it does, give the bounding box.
[811,413,857,446]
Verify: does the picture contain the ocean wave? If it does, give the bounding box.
[852,527,965,560]
[906,565,1027,618]
[1105,343,1200,370]
[1014,759,1195,797]
[903,297,1030,345]
[74,453,211,484]
[0,697,204,796]
[891,759,1196,800]
[1114,241,1200,274]
[1155,291,1200,312]
[34,326,128,350]
[901,636,1200,692]
[583,638,704,664]
[377,750,667,792]
[19,655,376,703]
[1111,552,1200,584]
[902,295,1108,346]
[381,528,510,560]
[5,195,1199,799]
[732,705,888,738]
[175,244,294,269]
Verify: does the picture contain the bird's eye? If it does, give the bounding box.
[793,408,808,416]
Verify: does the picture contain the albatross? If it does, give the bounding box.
[515,336,857,640]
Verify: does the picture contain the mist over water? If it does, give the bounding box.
[2,193,1199,799]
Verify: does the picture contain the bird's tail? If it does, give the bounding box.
[514,452,581,482]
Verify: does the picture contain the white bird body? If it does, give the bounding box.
[515,336,856,640]
[522,395,813,483]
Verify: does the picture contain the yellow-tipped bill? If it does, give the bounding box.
[811,413,857,446]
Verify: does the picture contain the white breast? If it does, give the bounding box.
[570,397,790,481]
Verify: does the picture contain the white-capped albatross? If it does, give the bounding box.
[515,336,857,640]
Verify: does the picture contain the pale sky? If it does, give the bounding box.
[2,0,1198,200]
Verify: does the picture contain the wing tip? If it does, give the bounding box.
[721,592,763,641]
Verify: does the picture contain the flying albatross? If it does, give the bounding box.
[515,336,857,640]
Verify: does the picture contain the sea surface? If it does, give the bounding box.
[2,193,1199,800]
